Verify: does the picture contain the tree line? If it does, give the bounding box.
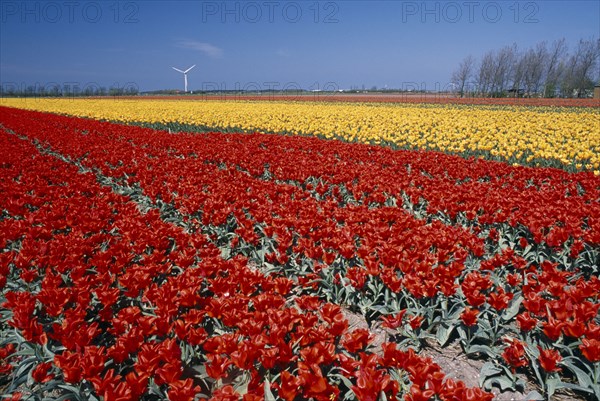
[451,37,600,98]
[0,83,139,97]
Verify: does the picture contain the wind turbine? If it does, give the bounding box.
[172,65,196,93]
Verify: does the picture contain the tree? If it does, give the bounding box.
[491,44,517,96]
[450,37,583,98]
[519,42,548,96]
[543,38,567,97]
[26,85,36,97]
[562,38,600,97]
[475,46,517,97]
[451,55,475,97]
[477,51,495,96]
[47,85,60,97]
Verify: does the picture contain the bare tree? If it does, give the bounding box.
[562,38,600,97]
[491,44,517,95]
[451,55,475,97]
[450,37,598,98]
[519,42,548,96]
[543,38,567,97]
[477,50,495,96]
[512,50,527,96]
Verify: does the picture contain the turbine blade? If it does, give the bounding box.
[172,67,184,73]
[185,65,196,73]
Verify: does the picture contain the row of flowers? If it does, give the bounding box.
[1,107,599,400]
[0,110,498,400]
[136,94,600,108]
[0,98,598,173]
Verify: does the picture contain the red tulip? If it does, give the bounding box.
[168,379,201,401]
[579,338,600,363]
[31,362,53,383]
[460,307,479,327]
[276,371,301,401]
[501,338,528,371]
[538,346,562,373]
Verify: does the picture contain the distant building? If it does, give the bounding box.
[507,88,525,97]
[594,85,600,99]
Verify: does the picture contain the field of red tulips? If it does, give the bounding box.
[1,106,599,401]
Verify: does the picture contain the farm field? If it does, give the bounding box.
[1,101,599,401]
[106,94,600,108]
[1,98,599,174]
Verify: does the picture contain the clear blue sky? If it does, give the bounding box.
[1,0,598,92]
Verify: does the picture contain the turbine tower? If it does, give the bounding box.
[172,65,196,93]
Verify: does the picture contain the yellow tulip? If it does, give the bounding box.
[1,98,598,171]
